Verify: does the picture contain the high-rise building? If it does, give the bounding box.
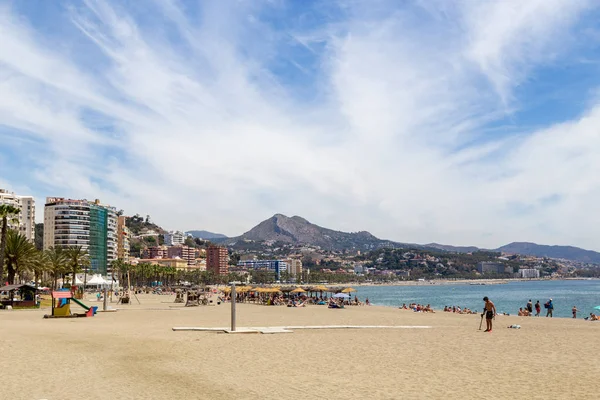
[207,245,229,275]
[164,231,185,246]
[117,216,131,262]
[44,197,118,275]
[0,189,35,241]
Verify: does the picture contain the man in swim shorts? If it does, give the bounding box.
[482,296,496,332]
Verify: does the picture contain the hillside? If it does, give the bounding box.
[186,230,227,240]
[496,242,600,264]
[225,214,600,264]
[424,243,480,253]
[229,214,385,250]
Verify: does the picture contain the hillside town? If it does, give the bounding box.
[1,189,599,288]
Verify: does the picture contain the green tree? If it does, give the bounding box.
[4,229,36,284]
[65,246,90,286]
[29,250,49,287]
[46,247,67,290]
[279,271,292,283]
[184,236,196,247]
[109,258,127,290]
[0,204,21,283]
[34,223,44,251]
[228,252,241,266]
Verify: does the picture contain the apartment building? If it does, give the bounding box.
[142,246,168,259]
[237,259,288,281]
[117,215,131,262]
[164,230,185,246]
[285,258,302,277]
[167,245,195,266]
[518,268,540,279]
[0,188,35,241]
[476,262,510,274]
[207,245,229,275]
[44,197,118,275]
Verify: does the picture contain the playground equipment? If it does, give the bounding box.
[174,289,184,303]
[44,290,96,318]
[186,290,199,307]
[117,270,140,305]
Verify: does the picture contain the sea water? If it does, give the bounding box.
[353,280,600,318]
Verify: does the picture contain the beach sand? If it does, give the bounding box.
[1,294,598,400]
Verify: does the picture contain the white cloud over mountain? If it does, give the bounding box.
[1,0,600,250]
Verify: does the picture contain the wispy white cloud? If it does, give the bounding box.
[1,0,599,250]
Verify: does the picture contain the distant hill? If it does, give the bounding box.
[227,214,386,250]
[186,230,228,240]
[424,243,480,253]
[222,214,600,264]
[496,242,600,264]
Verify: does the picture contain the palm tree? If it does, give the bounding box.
[65,246,90,288]
[4,229,37,284]
[109,258,126,289]
[0,204,21,284]
[115,260,130,291]
[29,250,49,288]
[46,247,67,290]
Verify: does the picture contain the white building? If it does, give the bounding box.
[0,189,35,241]
[518,268,540,279]
[164,230,185,246]
[285,258,303,276]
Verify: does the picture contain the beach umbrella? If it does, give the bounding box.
[333,293,350,299]
[341,287,356,293]
[291,287,305,293]
[313,285,328,292]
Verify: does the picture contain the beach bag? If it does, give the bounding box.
[544,302,549,309]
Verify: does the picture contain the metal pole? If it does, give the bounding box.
[103,288,108,311]
[230,282,236,332]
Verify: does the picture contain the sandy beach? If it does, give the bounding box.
[1,293,598,400]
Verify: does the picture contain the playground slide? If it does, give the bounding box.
[71,298,90,311]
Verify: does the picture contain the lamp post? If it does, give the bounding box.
[230,281,241,331]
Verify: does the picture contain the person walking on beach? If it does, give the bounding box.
[526,299,533,315]
[545,298,554,318]
[535,300,541,317]
[482,296,496,332]
[572,306,578,319]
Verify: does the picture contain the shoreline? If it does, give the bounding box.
[305,277,599,287]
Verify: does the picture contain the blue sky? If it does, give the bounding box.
[2,0,600,250]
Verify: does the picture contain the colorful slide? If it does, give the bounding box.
[71,297,90,311]
[71,298,96,316]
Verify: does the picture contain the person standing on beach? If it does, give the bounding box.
[535,300,541,317]
[527,299,533,316]
[545,298,554,318]
[572,306,578,318]
[482,296,496,332]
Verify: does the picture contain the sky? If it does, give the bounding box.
[2,0,600,250]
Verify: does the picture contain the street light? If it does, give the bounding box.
[229,281,241,332]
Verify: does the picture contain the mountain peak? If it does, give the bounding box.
[235,214,381,250]
[290,215,309,224]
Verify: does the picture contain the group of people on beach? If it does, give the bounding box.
[399,303,434,313]
[518,299,553,317]
[517,298,590,319]
[442,305,476,314]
